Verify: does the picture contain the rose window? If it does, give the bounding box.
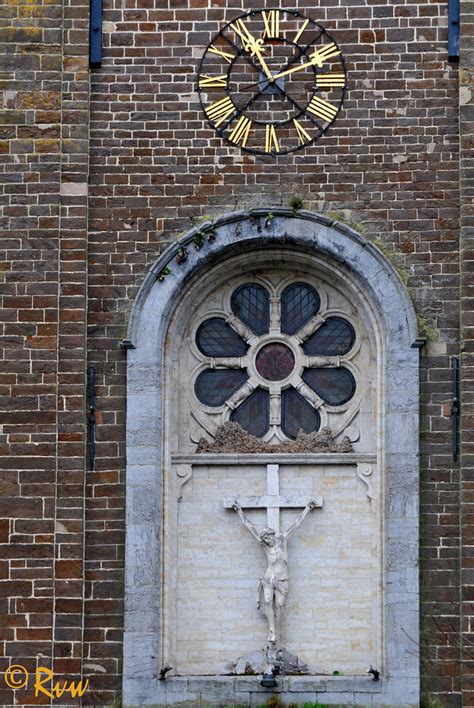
[193,282,357,441]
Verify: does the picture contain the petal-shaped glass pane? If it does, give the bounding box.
[303,317,355,356]
[281,388,321,440]
[281,282,320,335]
[196,318,248,357]
[302,368,356,406]
[195,369,249,407]
[231,283,270,336]
[230,388,269,438]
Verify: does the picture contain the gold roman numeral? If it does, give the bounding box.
[293,18,309,45]
[310,42,341,67]
[293,119,311,145]
[265,124,280,153]
[262,10,280,39]
[231,18,255,46]
[229,115,252,147]
[316,73,346,88]
[307,96,338,122]
[199,74,228,88]
[206,96,235,127]
[208,44,235,64]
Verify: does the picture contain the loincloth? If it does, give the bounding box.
[256,575,289,609]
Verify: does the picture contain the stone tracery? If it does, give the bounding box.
[192,279,359,443]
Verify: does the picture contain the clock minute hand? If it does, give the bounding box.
[232,19,274,81]
[250,43,274,82]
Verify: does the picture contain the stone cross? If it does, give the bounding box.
[223,463,323,532]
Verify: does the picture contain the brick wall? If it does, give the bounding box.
[1,0,469,705]
[460,0,474,705]
[0,0,90,702]
[87,1,461,705]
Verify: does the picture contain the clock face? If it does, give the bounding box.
[197,9,347,156]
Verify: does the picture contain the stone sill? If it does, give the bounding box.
[172,453,377,465]
[167,675,384,693]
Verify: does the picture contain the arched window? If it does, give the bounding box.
[124,211,420,708]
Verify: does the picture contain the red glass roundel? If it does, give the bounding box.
[255,343,295,382]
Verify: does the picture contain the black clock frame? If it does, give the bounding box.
[197,8,347,156]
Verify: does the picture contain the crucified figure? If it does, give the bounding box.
[231,499,319,644]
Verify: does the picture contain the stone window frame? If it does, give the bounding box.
[123,209,421,708]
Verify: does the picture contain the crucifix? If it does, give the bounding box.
[224,464,323,644]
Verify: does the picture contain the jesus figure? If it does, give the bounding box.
[231,499,319,644]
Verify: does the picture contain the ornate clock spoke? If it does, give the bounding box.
[237,76,273,93]
[273,84,320,129]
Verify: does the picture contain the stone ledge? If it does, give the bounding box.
[123,674,422,707]
[172,453,377,465]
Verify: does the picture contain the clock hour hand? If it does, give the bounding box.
[273,44,341,81]
[272,59,313,81]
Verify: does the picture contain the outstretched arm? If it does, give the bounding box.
[284,499,319,540]
[232,501,261,542]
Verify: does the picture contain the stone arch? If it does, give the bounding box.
[123,209,420,707]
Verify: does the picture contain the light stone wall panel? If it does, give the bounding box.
[172,462,380,676]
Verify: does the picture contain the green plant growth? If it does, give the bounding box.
[289,195,304,212]
[420,697,444,708]
[157,266,171,282]
[193,232,205,249]
[265,697,286,708]
[107,696,122,708]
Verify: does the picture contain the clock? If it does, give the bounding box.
[197,9,347,156]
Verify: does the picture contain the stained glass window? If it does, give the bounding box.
[193,281,359,441]
[230,388,269,438]
[302,368,356,406]
[303,317,355,356]
[196,318,249,357]
[281,388,321,440]
[281,282,320,335]
[195,369,249,407]
[231,283,270,336]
